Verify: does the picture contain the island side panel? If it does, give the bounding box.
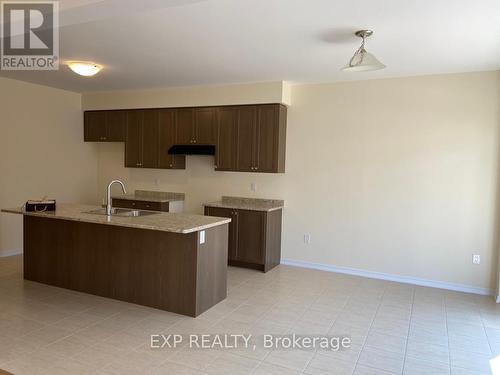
[195,224,229,316]
[23,215,202,316]
[264,209,282,272]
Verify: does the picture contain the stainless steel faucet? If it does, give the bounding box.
[106,180,127,216]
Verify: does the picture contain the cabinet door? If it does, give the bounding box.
[205,207,237,261]
[84,112,106,141]
[236,106,257,172]
[194,108,216,144]
[216,107,237,170]
[125,111,143,168]
[142,110,159,168]
[236,209,265,264]
[255,105,278,172]
[159,109,185,169]
[175,109,194,144]
[106,111,126,141]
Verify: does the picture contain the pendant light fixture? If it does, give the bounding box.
[341,30,385,72]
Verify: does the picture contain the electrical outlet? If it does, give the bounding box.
[155,178,160,186]
[304,234,311,244]
[473,254,480,265]
[250,182,257,192]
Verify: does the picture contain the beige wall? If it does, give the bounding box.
[84,71,500,292]
[82,81,289,110]
[0,78,98,256]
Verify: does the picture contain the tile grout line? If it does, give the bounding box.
[298,283,331,374]
[350,280,385,373]
[400,285,416,375]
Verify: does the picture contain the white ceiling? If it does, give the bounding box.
[1,0,499,92]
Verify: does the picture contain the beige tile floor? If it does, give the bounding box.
[0,254,499,374]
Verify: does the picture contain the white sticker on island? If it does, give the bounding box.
[199,230,205,244]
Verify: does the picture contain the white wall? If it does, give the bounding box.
[0,78,98,256]
[83,71,500,292]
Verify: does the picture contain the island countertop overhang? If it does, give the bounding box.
[2,203,231,234]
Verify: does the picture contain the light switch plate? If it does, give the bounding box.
[199,230,205,244]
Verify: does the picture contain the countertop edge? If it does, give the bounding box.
[203,203,284,212]
[1,208,231,234]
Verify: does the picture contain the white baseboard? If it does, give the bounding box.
[281,258,493,296]
[0,249,22,257]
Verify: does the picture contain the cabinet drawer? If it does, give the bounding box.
[112,199,169,212]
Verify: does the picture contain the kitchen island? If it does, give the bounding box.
[1,204,230,317]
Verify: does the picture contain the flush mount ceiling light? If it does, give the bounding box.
[341,30,385,72]
[67,61,102,76]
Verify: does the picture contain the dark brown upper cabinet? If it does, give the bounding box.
[126,109,185,170]
[175,109,194,144]
[255,104,284,173]
[125,109,160,169]
[106,111,127,141]
[84,111,126,142]
[142,110,160,168]
[215,107,238,171]
[159,109,186,169]
[124,110,144,168]
[84,103,286,173]
[235,106,257,172]
[234,104,286,173]
[194,108,217,144]
[175,107,217,145]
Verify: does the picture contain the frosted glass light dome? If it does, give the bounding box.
[67,62,102,76]
[342,48,386,72]
[341,30,386,72]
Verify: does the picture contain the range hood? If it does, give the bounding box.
[168,145,216,155]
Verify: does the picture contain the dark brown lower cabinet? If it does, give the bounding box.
[204,206,282,272]
[23,215,228,317]
[111,199,170,212]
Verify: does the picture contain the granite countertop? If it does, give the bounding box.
[2,203,230,234]
[112,190,185,203]
[204,196,284,212]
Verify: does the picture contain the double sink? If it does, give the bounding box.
[85,180,160,218]
[85,208,159,217]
